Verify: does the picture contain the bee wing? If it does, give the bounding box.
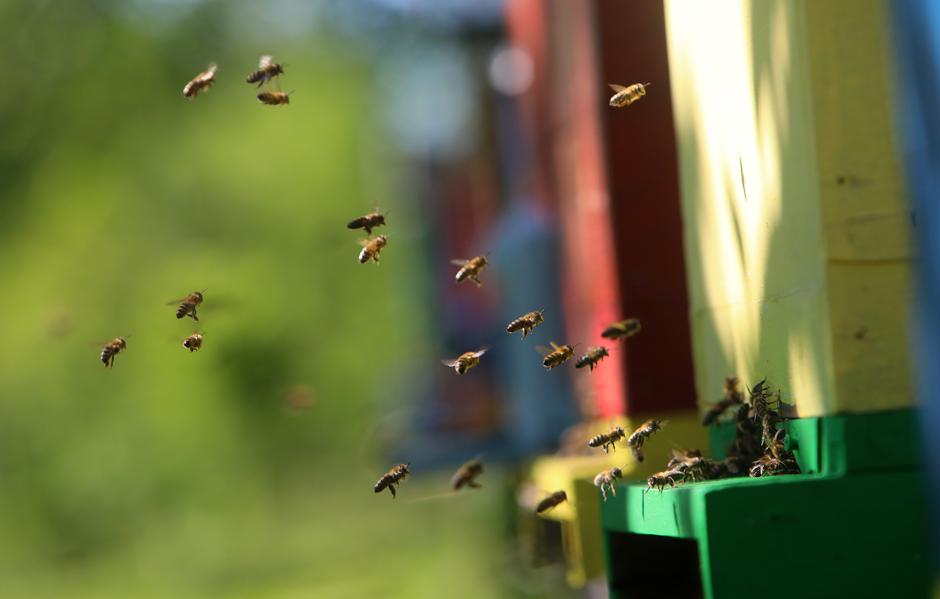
[608,83,627,92]
[549,341,562,350]
[358,239,372,248]
[441,358,459,367]
[471,347,490,358]
[259,55,273,68]
[165,297,189,305]
[450,259,469,266]
[535,345,552,355]
[205,63,218,77]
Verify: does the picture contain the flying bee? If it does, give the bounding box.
[182,332,204,352]
[601,318,642,340]
[593,467,623,502]
[257,91,291,105]
[358,235,388,264]
[588,426,626,453]
[441,348,489,375]
[168,291,204,322]
[506,310,544,339]
[451,255,488,286]
[450,458,484,491]
[374,463,410,498]
[100,337,127,368]
[539,341,575,370]
[627,419,666,463]
[608,82,650,107]
[347,210,387,235]
[535,490,567,514]
[646,469,681,493]
[575,346,610,371]
[246,55,284,87]
[702,375,746,426]
[182,63,218,99]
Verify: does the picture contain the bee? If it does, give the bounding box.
[748,379,780,432]
[450,458,484,491]
[441,348,489,375]
[535,490,567,514]
[246,55,284,87]
[646,469,681,493]
[601,318,642,340]
[593,467,622,502]
[257,91,290,105]
[347,210,387,235]
[749,432,798,478]
[702,375,746,426]
[587,426,626,453]
[666,448,703,470]
[575,346,610,371]
[182,332,204,352]
[540,341,574,370]
[627,419,665,463]
[100,337,127,368]
[506,310,544,339]
[374,463,410,498]
[169,291,204,322]
[183,63,218,99]
[451,255,488,286]
[727,403,762,462]
[358,235,388,264]
[608,82,650,107]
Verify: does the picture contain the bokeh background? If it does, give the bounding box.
[0,1,580,597]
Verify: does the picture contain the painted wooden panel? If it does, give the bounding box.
[663,0,913,416]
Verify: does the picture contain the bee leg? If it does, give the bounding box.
[472,275,482,287]
[389,484,397,498]
[468,481,481,489]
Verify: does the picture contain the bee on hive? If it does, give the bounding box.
[702,375,745,426]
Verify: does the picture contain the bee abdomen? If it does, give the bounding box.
[588,435,606,448]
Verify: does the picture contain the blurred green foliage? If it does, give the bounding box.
[0,1,570,597]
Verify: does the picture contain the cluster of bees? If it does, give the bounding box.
[634,376,800,496]
[183,55,291,105]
